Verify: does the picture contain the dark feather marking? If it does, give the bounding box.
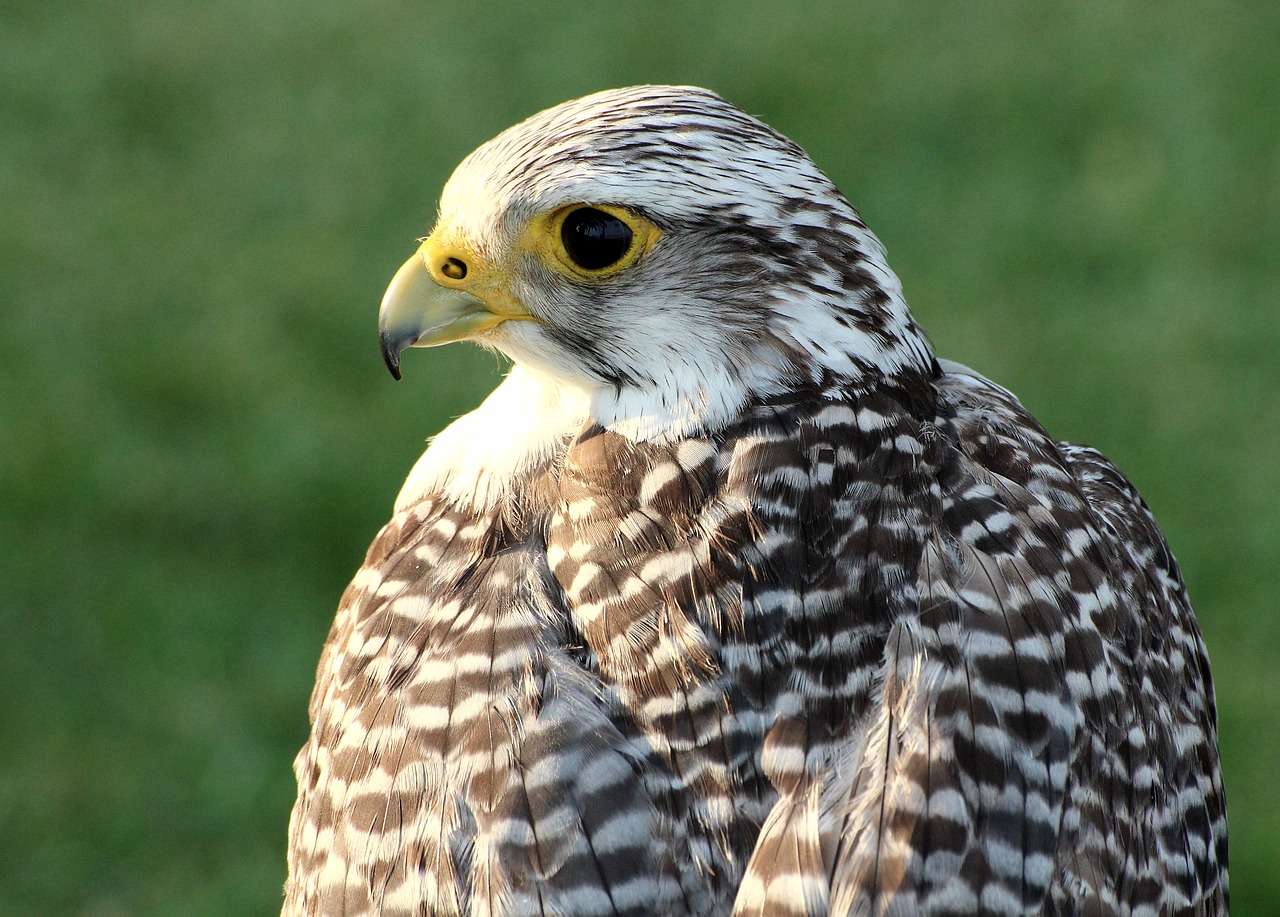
[287,86,1225,917]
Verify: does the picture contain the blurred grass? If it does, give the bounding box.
[1,1,1275,913]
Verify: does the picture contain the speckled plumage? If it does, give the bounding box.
[284,86,1226,916]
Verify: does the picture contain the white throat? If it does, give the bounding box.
[394,364,589,514]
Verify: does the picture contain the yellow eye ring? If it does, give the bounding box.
[541,203,661,279]
[560,207,632,270]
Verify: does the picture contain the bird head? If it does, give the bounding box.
[379,85,933,438]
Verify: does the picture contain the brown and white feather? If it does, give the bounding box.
[285,86,1226,916]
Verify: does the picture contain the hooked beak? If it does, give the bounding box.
[377,244,522,380]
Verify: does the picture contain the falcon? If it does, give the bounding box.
[284,85,1227,916]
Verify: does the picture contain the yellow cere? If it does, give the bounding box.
[416,232,533,320]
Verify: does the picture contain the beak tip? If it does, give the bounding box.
[379,332,407,381]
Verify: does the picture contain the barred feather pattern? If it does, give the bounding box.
[286,85,1225,915]
[285,363,1225,916]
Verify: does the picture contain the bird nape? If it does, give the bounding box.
[284,86,1227,917]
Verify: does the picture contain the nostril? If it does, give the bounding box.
[441,257,468,280]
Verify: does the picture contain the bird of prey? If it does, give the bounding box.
[284,85,1227,916]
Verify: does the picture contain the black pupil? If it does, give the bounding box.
[561,208,632,270]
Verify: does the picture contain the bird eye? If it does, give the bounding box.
[560,207,633,271]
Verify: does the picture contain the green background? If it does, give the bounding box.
[3,2,1275,913]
